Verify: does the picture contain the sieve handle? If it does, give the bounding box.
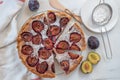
[101,27,112,59]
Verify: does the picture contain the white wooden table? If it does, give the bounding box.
[0,0,120,80]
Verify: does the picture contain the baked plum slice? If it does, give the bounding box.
[26,55,39,67]
[32,20,44,33]
[21,45,33,55]
[36,61,48,74]
[70,32,81,43]
[21,32,32,42]
[38,48,51,60]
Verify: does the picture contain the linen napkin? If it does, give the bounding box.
[0,0,41,80]
[0,0,24,48]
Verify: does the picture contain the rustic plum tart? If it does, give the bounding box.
[17,10,86,78]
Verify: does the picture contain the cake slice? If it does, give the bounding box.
[53,22,86,74]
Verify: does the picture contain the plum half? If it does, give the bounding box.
[87,52,101,64]
[80,61,93,74]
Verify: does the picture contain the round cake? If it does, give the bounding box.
[17,10,86,78]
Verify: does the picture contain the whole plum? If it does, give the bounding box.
[88,36,99,49]
[28,0,39,11]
